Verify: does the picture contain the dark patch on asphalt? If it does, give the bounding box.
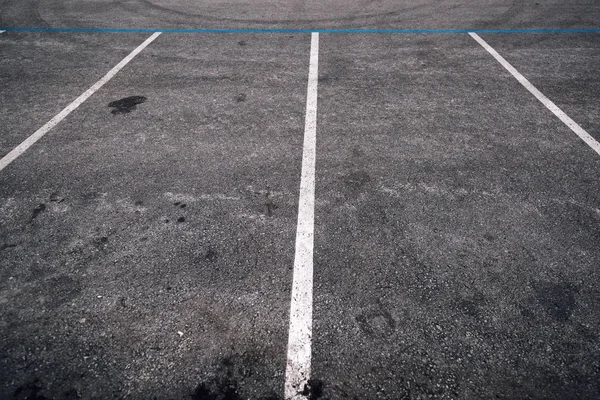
[49,192,64,203]
[263,189,278,217]
[13,378,48,400]
[301,379,324,399]
[356,303,396,338]
[1,243,18,251]
[108,96,147,115]
[93,236,109,250]
[177,216,186,223]
[174,202,187,208]
[238,40,247,46]
[134,200,144,206]
[483,232,495,242]
[342,170,371,198]
[30,203,46,221]
[45,275,82,308]
[191,354,282,400]
[532,280,579,322]
[205,248,218,262]
[456,292,487,318]
[236,93,247,102]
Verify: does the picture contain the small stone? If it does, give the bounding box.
[177,331,184,337]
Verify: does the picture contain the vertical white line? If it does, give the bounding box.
[284,32,319,400]
[0,32,162,172]
[469,32,600,157]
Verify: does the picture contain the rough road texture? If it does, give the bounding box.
[0,1,599,399]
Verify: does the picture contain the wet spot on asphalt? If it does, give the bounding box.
[108,96,147,115]
[177,217,186,223]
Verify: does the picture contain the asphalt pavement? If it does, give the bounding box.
[0,1,599,399]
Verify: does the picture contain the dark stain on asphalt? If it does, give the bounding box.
[45,275,82,308]
[49,192,64,203]
[532,280,579,322]
[301,379,324,399]
[238,40,247,46]
[356,304,396,338]
[108,96,147,115]
[192,382,241,400]
[342,170,371,197]
[483,232,495,242]
[30,203,46,221]
[205,248,218,262]
[236,93,247,102]
[1,243,18,251]
[13,378,48,400]
[191,354,283,400]
[457,292,486,318]
[264,189,278,217]
[175,202,187,208]
[93,236,109,250]
[177,216,186,223]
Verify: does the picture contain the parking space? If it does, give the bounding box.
[0,33,149,156]
[311,33,600,398]
[479,33,600,142]
[0,33,310,398]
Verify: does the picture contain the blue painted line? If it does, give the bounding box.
[0,27,600,34]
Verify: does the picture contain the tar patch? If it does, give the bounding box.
[108,96,147,114]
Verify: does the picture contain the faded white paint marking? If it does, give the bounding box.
[284,32,319,400]
[470,32,600,157]
[0,32,162,172]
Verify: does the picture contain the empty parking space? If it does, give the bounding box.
[0,33,311,398]
[0,33,150,157]
[310,33,600,398]
[478,33,600,142]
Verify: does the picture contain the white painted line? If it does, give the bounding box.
[284,32,319,400]
[0,32,162,172]
[469,32,600,157]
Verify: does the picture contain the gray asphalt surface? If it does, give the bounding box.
[0,1,599,400]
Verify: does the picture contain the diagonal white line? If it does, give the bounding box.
[469,32,600,157]
[284,32,319,400]
[0,32,162,172]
